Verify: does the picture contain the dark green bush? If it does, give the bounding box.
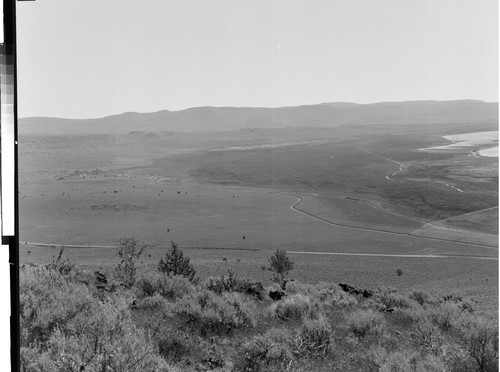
[158,241,198,284]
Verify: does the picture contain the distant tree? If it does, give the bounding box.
[115,236,147,288]
[268,249,294,290]
[158,241,198,283]
[396,268,403,276]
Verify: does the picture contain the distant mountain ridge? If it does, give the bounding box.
[19,100,498,135]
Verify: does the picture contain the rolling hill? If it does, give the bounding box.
[19,100,498,135]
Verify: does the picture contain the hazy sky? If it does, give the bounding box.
[17,0,498,119]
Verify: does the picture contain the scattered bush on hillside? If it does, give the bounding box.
[135,294,172,312]
[293,317,333,356]
[37,300,173,372]
[431,302,461,332]
[396,268,403,276]
[173,290,256,336]
[205,269,240,294]
[310,282,359,309]
[20,266,175,372]
[46,246,75,276]
[158,241,198,284]
[345,309,385,339]
[456,315,499,372]
[272,294,323,321]
[115,236,147,288]
[20,265,94,346]
[267,249,294,290]
[136,272,194,301]
[410,290,433,306]
[157,330,193,363]
[411,316,444,355]
[235,328,295,372]
[380,349,446,372]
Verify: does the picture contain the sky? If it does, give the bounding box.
[16,0,498,119]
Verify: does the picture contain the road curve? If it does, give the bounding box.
[280,192,498,250]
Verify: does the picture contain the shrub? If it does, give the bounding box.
[158,330,192,363]
[411,316,443,355]
[293,317,332,356]
[235,328,295,371]
[410,290,432,306]
[115,236,147,288]
[268,249,294,290]
[135,294,171,312]
[272,294,321,321]
[173,290,256,336]
[42,300,174,372]
[200,342,226,370]
[380,291,413,309]
[46,247,75,275]
[136,273,194,301]
[396,268,403,276]
[431,302,461,332]
[312,282,359,308]
[21,266,174,371]
[205,269,240,294]
[345,309,385,339]
[158,241,198,283]
[457,315,498,372]
[379,350,446,372]
[20,265,94,346]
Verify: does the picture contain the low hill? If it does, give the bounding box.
[19,100,498,135]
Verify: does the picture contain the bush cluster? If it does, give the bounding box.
[172,290,257,336]
[136,272,195,301]
[21,243,499,372]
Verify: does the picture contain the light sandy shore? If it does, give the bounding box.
[478,146,498,157]
[420,131,498,156]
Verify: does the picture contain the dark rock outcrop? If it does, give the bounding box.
[242,282,265,301]
[339,283,374,298]
[269,290,286,301]
[94,271,108,290]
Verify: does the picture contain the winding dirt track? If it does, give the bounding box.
[281,193,498,250]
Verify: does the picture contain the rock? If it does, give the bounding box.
[339,283,360,295]
[94,271,108,289]
[362,289,374,298]
[243,282,265,301]
[269,290,286,301]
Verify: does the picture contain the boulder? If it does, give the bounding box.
[269,290,286,301]
[94,271,108,289]
[339,283,360,295]
[243,282,265,301]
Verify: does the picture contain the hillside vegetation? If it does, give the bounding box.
[20,243,498,372]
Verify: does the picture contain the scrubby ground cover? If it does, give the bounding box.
[20,246,498,371]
